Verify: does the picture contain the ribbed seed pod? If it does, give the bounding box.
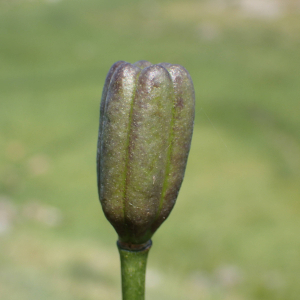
[97,60,195,246]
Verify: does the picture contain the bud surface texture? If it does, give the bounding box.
[97,60,195,245]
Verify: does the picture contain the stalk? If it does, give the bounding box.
[117,240,152,300]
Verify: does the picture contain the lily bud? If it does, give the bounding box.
[97,60,195,247]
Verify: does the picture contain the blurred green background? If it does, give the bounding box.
[1,0,300,299]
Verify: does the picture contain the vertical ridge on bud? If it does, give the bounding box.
[97,61,126,190]
[99,63,141,238]
[121,65,140,240]
[151,66,176,229]
[123,65,174,243]
[150,63,195,233]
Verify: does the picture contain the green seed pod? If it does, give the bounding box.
[97,60,195,247]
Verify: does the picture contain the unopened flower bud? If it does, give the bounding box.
[97,60,195,246]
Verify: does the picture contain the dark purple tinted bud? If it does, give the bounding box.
[97,60,195,246]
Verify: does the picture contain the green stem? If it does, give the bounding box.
[117,240,152,300]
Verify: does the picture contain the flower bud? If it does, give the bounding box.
[97,60,195,246]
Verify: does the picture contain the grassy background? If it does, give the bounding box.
[1,0,300,299]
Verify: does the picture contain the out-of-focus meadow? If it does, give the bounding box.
[1,0,300,299]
